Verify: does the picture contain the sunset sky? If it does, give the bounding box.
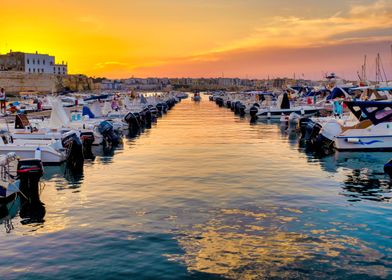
[1,0,391,80]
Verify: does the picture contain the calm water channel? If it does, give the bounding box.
[1,98,392,279]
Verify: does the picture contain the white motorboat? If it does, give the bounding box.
[0,131,66,164]
[256,92,322,119]
[334,101,392,151]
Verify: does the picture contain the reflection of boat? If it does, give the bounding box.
[318,151,391,174]
[314,151,391,202]
[384,159,392,177]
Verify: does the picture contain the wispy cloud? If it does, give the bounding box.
[187,0,392,61]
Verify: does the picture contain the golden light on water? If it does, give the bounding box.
[175,208,389,279]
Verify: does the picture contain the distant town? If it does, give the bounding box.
[0,50,382,94]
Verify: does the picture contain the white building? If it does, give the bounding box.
[25,52,55,74]
[0,50,68,75]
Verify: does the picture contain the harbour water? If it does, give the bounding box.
[1,98,392,279]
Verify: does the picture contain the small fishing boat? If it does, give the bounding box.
[192,93,201,101]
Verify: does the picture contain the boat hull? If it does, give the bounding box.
[0,148,65,165]
[335,135,392,151]
[257,108,320,119]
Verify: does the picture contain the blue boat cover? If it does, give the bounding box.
[82,106,95,118]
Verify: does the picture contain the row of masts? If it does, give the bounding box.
[358,45,392,84]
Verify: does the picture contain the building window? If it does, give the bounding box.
[29,68,31,73]
[37,59,40,65]
[42,68,44,73]
[27,59,29,64]
[33,59,35,64]
[43,59,45,65]
[33,69,35,73]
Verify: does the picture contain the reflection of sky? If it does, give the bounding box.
[175,207,391,279]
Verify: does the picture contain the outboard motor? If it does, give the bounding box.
[156,103,164,114]
[209,95,214,101]
[98,121,120,146]
[126,112,141,130]
[148,105,158,121]
[313,121,341,154]
[62,132,84,171]
[304,121,322,148]
[138,110,146,127]
[215,97,224,107]
[165,100,171,110]
[384,160,392,177]
[234,101,241,114]
[17,159,45,223]
[230,101,235,111]
[80,131,95,159]
[250,104,259,119]
[142,107,152,128]
[299,117,312,138]
[17,159,44,203]
[239,104,246,116]
[226,100,231,108]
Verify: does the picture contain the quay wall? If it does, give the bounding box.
[0,71,97,94]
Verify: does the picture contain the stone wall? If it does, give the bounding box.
[0,71,97,94]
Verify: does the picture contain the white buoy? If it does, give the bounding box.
[35,147,41,160]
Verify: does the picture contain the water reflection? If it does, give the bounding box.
[1,99,392,279]
[0,198,20,233]
[44,164,84,187]
[176,207,391,279]
[315,152,392,202]
[0,193,47,233]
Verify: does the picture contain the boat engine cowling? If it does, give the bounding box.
[62,132,84,170]
[230,102,235,111]
[80,131,95,159]
[303,121,322,147]
[250,106,258,118]
[98,121,120,145]
[239,104,246,116]
[17,159,44,201]
[299,117,312,138]
[124,112,142,131]
[320,120,342,141]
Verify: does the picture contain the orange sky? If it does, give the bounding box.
[0,0,391,80]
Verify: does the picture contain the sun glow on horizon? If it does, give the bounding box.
[1,0,391,80]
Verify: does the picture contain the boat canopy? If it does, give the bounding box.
[84,94,112,102]
[344,101,392,125]
[82,106,95,118]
